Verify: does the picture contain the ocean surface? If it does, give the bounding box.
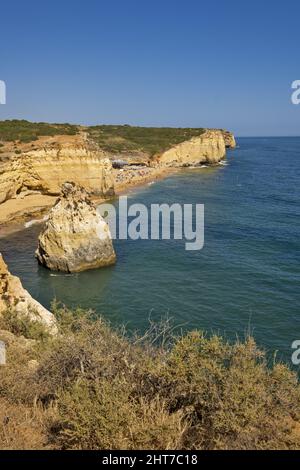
[1,137,300,365]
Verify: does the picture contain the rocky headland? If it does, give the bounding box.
[0,122,236,230]
[0,253,57,333]
[155,129,227,167]
[36,182,116,273]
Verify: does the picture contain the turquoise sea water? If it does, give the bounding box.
[1,138,300,365]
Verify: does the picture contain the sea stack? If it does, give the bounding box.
[36,182,116,273]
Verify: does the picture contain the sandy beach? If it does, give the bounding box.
[113,165,177,194]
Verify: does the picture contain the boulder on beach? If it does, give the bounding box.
[36,182,116,273]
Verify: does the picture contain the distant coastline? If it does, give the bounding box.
[0,121,235,232]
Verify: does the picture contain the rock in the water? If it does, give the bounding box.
[36,182,116,273]
[0,254,57,334]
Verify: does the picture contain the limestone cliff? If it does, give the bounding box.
[0,253,57,333]
[221,130,236,149]
[0,143,114,205]
[156,129,226,167]
[36,182,116,273]
[0,127,236,226]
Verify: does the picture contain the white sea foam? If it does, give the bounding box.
[188,165,208,169]
[24,215,48,228]
[49,273,75,277]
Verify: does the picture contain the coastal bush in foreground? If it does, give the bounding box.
[0,305,300,450]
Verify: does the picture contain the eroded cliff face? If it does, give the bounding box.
[156,130,227,167]
[0,253,57,333]
[0,143,115,205]
[0,128,236,226]
[36,182,116,273]
[222,130,236,149]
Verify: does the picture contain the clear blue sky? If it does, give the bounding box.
[0,0,299,136]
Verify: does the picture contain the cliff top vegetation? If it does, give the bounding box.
[88,125,205,156]
[0,120,78,143]
[0,120,205,156]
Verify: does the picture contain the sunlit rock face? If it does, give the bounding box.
[0,253,57,334]
[0,144,115,204]
[156,130,227,167]
[36,182,116,273]
[221,130,236,149]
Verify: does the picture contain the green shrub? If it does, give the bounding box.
[0,309,50,341]
[54,379,184,450]
[0,119,78,143]
[88,125,205,157]
[1,306,300,450]
[0,120,204,156]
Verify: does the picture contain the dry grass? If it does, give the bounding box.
[0,305,300,450]
[0,399,55,450]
